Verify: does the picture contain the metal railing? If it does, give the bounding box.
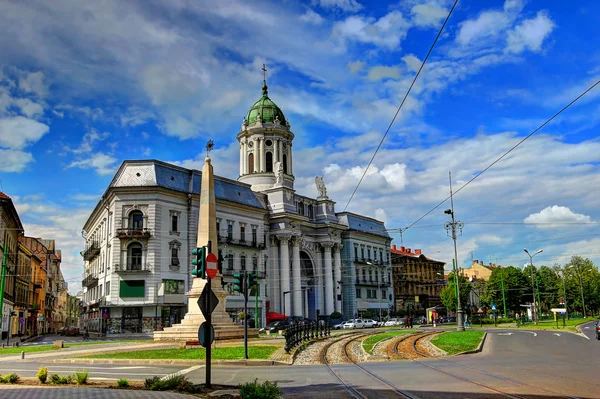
[82,273,99,287]
[81,241,101,261]
[113,262,149,272]
[284,320,331,353]
[116,228,152,238]
[218,236,266,249]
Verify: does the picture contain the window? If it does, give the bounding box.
[266,151,273,172]
[362,269,366,281]
[252,256,258,272]
[298,201,304,216]
[356,288,362,298]
[127,243,143,270]
[373,289,377,299]
[106,281,110,296]
[367,248,371,260]
[307,204,313,219]
[356,268,359,283]
[130,210,143,230]
[163,279,185,295]
[228,253,234,270]
[282,154,288,174]
[171,247,179,266]
[374,249,377,261]
[369,270,373,282]
[382,289,386,299]
[367,290,372,299]
[240,255,246,271]
[380,249,383,262]
[99,284,103,298]
[354,246,358,260]
[252,227,257,246]
[361,246,365,259]
[240,225,246,242]
[171,213,178,232]
[248,153,254,173]
[216,220,220,237]
[227,224,233,240]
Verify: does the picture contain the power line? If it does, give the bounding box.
[343,0,459,212]
[402,79,600,232]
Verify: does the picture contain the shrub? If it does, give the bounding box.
[117,378,130,388]
[73,369,89,385]
[145,376,162,389]
[329,311,342,320]
[239,378,281,399]
[36,367,48,384]
[0,373,20,384]
[144,374,201,392]
[50,374,72,385]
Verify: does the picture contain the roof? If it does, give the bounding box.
[111,160,265,210]
[0,192,10,199]
[337,212,391,238]
[245,83,286,125]
[0,191,24,231]
[390,246,445,264]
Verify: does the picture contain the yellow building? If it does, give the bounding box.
[460,260,499,282]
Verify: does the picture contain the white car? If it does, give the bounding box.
[342,319,365,329]
[384,318,399,327]
[333,321,346,330]
[363,319,375,328]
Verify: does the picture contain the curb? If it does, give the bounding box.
[45,358,288,366]
[455,332,487,356]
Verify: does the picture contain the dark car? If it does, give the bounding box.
[65,326,80,336]
[595,320,600,340]
[57,326,68,336]
[260,320,289,333]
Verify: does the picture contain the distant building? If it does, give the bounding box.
[460,260,498,282]
[391,245,445,313]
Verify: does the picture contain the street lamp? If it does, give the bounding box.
[524,248,542,324]
[444,207,465,332]
[567,264,587,318]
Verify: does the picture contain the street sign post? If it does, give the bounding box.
[205,253,218,279]
[198,284,219,319]
[198,321,215,347]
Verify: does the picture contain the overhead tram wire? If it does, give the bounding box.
[402,79,600,233]
[342,0,459,212]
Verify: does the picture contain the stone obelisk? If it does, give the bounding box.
[154,152,253,341]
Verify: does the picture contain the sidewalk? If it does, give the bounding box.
[0,386,199,398]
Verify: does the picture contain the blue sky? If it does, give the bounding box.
[1,0,600,292]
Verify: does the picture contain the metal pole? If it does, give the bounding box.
[536,277,541,320]
[0,243,8,341]
[255,281,259,330]
[448,173,464,332]
[205,275,212,389]
[527,253,538,324]
[500,268,507,318]
[578,272,586,318]
[243,272,248,360]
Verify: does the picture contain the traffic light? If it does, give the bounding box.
[233,273,245,295]
[248,272,257,290]
[191,246,206,279]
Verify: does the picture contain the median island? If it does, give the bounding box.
[430,330,485,355]
[83,345,279,360]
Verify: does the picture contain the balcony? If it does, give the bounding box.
[218,236,266,250]
[81,273,98,287]
[114,262,150,273]
[33,279,43,289]
[117,228,152,239]
[81,242,100,261]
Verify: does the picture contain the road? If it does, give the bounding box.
[0,322,598,398]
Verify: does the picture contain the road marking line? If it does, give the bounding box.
[553,333,561,336]
[160,365,203,381]
[497,333,513,336]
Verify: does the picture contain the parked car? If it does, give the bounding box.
[343,319,365,329]
[595,320,600,340]
[363,319,375,328]
[384,318,400,327]
[57,326,68,336]
[333,320,346,330]
[65,326,80,336]
[259,320,289,333]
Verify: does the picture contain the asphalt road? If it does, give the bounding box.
[0,322,598,398]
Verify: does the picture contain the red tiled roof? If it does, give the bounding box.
[0,191,10,199]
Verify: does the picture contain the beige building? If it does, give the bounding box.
[460,260,499,282]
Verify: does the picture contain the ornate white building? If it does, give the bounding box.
[80,75,392,333]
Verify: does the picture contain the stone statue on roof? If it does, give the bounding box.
[274,161,284,186]
[315,176,328,198]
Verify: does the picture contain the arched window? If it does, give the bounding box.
[283,154,288,174]
[127,243,143,270]
[248,153,254,173]
[265,151,273,172]
[129,210,144,230]
[298,201,304,216]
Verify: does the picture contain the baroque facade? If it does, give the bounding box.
[81,76,392,332]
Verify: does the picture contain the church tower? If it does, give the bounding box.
[237,65,295,192]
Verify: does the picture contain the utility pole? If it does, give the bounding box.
[444,172,465,332]
[524,248,542,324]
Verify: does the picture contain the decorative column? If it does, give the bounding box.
[239,142,244,176]
[242,139,248,175]
[259,137,265,172]
[292,237,303,317]
[315,244,324,315]
[279,140,283,164]
[334,244,342,313]
[323,243,334,316]
[270,236,279,313]
[288,142,293,175]
[273,138,279,163]
[253,138,259,173]
[279,236,291,316]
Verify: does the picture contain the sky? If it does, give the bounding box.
[1,0,600,293]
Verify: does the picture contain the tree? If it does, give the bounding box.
[563,256,600,315]
[440,272,471,313]
[483,266,529,315]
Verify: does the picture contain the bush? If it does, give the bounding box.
[473,317,515,324]
[239,378,281,399]
[117,378,130,388]
[329,311,342,320]
[36,367,48,384]
[144,374,203,393]
[0,373,20,384]
[50,374,72,385]
[145,376,162,389]
[73,369,89,385]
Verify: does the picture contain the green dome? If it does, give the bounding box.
[245,84,286,126]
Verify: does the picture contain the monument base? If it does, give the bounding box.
[153,276,258,342]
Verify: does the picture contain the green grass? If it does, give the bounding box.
[362,331,414,354]
[0,340,152,355]
[506,317,596,331]
[431,330,485,355]
[83,345,279,360]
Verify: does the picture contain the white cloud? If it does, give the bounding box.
[506,11,555,54]
[70,129,110,154]
[524,206,593,227]
[120,107,155,127]
[315,0,362,12]
[367,66,401,81]
[333,11,411,50]
[18,71,48,98]
[375,208,388,223]
[300,9,325,25]
[402,54,422,72]
[411,3,448,28]
[347,61,364,74]
[72,194,100,201]
[456,10,510,46]
[67,152,118,175]
[0,116,49,149]
[0,149,34,172]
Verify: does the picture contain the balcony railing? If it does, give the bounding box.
[218,236,266,250]
[117,228,152,239]
[82,273,99,287]
[114,262,149,273]
[81,241,101,261]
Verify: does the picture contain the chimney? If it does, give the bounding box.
[415,249,421,255]
[407,248,411,253]
[400,246,405,252]
[474,259,478,264]
[392,244,397,250]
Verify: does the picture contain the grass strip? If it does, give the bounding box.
[431,330,485,355]
[362,330,414,354]
[83,345,279,360]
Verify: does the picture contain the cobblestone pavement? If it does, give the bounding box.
[0,386,198,398]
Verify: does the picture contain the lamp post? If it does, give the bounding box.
[558,270,569,320]
[444,172,465,332]
[524,248,542,324]
[568,264,587,318]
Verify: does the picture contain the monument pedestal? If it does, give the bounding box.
[153,276,257,342]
